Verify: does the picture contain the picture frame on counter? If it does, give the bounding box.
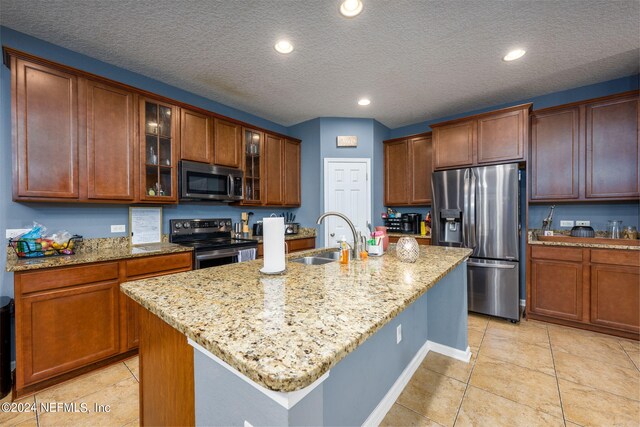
[129,207,163,245]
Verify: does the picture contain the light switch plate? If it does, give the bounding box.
[6,229,30,239]
[111,224,126,233]
[576,220,590,226]
[560,220,574,227]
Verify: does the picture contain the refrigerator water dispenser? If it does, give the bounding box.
[439,209,462,244]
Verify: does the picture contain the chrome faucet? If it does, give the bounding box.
[316,211,363,260]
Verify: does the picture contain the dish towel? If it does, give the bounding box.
[238,248,257,262]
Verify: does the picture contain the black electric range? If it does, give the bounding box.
[169,218,258,269]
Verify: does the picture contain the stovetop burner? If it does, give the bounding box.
[169,218,258,251]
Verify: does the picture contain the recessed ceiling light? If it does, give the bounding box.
[503,49,526,62]
[274,40,294,54]
[340,0,363,17]
[358,98,371,106]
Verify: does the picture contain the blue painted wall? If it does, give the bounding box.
[388,75,640,139]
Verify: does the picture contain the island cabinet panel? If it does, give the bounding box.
[527,245,639,340]
[585,95,639,199]
[477,107,527,164]
[409,135,433,204]
[138,304,195,427]
[283,139,301,206]
[12,57,79,199]
[180,108,213,164]
[433,120,475,169]
[264,134,285,205]
[530,107,580,200]
[384,140,409,205]
[213,118,241,168]
[84,80,136,201]
[15,262,121,389]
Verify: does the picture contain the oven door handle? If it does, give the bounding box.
[196,249,240,261]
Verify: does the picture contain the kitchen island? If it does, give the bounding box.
[121,245,472,426]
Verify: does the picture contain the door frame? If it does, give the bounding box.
[323,158,372,247]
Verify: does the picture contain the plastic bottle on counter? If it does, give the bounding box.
[339,236,350,264]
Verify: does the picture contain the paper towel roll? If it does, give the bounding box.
[261,217,285,273]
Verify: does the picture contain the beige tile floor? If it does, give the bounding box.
[0,356,139,427]
[382,313,640,427]
[1,315,638,427]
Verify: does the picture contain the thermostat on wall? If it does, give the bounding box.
[337,135,358,147]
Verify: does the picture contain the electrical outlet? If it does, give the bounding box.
[576,220,590,226]
[6,229,30,239]
[111,224,126,233]
[396,324,402,344]
[560,220,574,227]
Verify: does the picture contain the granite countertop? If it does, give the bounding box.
[6,237,193,272]
[248,227,316,243]
[387,232,431,240]
[527,231,639,251]
[121,245,471,393]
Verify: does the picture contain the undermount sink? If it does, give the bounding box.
[291,256,336,265]
[291,250,341,265]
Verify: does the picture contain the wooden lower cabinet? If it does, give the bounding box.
[388,235,431,246]
[527,245,639,339]
[13,252,192,396]
[256,237,316,258]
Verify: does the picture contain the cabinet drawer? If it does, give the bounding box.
[18,262,119,294]
[287,238,316,253]
[531,245,583,262]
[125,252,192,279]
[591,249,640,267]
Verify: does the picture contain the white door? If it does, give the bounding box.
[323,158,371,248]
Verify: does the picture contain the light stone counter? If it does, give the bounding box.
[121,245,471,392]
[6,237,192,272]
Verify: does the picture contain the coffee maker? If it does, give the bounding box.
[401,213,422,234]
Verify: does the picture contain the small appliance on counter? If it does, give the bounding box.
[383,217,402,232]
[570,226,595,238]
[401,213,422,234]
[253,221,263,236]
[285,223,300,235]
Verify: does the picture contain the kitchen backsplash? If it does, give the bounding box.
[528,203,639,231]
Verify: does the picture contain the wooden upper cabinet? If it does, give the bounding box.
[180,108,212,164]
[409,135,433,204]
[477,107,527,163]
[84,80,136,201]
[213,118,241,168]
[12,58,79,199]
[241,128,264,205]
[264,134,284,205]
[432,120,475,169]
[283,139,301,206]
[585,95,639,199]
[139,97,179,202]
[530,107,580,200]
[384,140,409,205]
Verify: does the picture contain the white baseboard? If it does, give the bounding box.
[520,299,526,307]
[363,340,470,426]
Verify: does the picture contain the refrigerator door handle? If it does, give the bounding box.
[462,169,470,247]
[468,262,516,269]
[468,170,477,250]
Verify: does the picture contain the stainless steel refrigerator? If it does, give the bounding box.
[431,163,520,322]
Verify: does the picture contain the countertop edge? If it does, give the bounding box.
[121,247,471,392]
[527,239,640,251]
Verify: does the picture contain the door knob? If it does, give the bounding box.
[330,233,335,237]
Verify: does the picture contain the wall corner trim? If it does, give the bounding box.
[188,338,330,410]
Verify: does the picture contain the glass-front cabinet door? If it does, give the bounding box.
[140,98,178,202]
[242,128,263,204]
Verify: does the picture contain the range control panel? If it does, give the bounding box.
[169,218,233,236]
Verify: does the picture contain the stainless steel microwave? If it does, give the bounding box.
[179,161,243,201]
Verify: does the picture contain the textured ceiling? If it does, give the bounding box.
[1,0,638,128]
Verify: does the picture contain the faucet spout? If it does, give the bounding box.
[316,211,362,260]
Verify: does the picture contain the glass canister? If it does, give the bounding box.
[623,226,638,240]
[607,220,623,239]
